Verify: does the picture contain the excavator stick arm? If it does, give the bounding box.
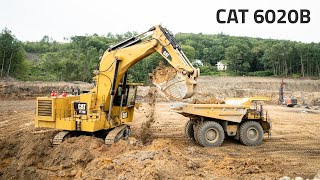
[93,25,199,111]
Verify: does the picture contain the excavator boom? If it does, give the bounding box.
[92,25,198,111]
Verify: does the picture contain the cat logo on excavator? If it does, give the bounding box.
[162,47,172,61]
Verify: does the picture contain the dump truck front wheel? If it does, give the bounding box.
[185,120,195,142]
[196,121,225,147]
[240,121,263,146]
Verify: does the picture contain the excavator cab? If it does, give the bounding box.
[113,83,141,107]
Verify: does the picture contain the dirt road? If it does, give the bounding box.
[0,100,319,179]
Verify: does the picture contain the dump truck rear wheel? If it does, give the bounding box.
[194,124,201,143]
[240,121,263,146]
[196,121,225,147]
[185,120,195,142]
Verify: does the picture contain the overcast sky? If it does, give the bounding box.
[1,0,319,43]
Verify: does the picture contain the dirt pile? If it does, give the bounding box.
[0,80,91,100]
[151,61,177,84]
[0,131,55,179]
[204,156,284,178]
[194,76,320,106]
[0,132,222,179]
[82,139,176,179]
[1,133,118,179]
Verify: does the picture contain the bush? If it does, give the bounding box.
[12,60,31,80]
[292,73,301,78]
[256,71,273,76]
[236,71,249,76]
[248,71,273,77]
[200,66,218,75]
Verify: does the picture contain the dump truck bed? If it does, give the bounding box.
[176,97,270,123]
[177,104,249,123]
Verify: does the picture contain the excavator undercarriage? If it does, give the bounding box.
[51,125,131,146]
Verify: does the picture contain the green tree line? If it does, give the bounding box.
[176,33,320,77]
[1,28,319,83]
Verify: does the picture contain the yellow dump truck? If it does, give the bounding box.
[177,97,271,147]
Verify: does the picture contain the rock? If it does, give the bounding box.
[187,159,199,170]
[128,137,137,146]
[106,164,114,170]
[70,170,78,176]
[112,150,157,166]
[140,165,160,179]
[280,176,291,180]
[117,173,127,180]
[90,139,103,149]
[138,151,156,161]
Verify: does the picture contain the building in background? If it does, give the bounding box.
[216,61,227,71]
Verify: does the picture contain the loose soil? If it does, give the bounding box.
[151,62,177,84]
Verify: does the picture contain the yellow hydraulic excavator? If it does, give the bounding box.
[35,25,199,145]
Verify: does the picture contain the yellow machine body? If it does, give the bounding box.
[35,83,140,132]
[35,25,198,133]
[178,97,270,123]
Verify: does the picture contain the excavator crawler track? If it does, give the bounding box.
[52,131,70,146]
[105,125,130,146]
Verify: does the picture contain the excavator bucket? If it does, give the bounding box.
[153,69,198,100]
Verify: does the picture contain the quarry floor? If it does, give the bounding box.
[0,100,319,179]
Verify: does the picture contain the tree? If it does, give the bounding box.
[225,44,252,74]
[181,45,195,62]
[12,28,320,82]
[262,42,292,76]
[0,28,27,78]
[202,45,225,66]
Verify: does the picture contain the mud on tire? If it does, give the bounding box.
[195,121,225,147]
[185,120,195,142]
[193,124,200,143]
[239,121,264,146]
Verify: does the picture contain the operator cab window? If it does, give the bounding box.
[113,85,138,107]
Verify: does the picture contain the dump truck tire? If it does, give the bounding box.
[239,121,263,146]
[196,121,225,147]
[185,120,195,142]
[194,124,200,143]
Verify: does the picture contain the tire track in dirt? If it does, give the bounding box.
[141,102,320,179]
[0,100,35,139]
